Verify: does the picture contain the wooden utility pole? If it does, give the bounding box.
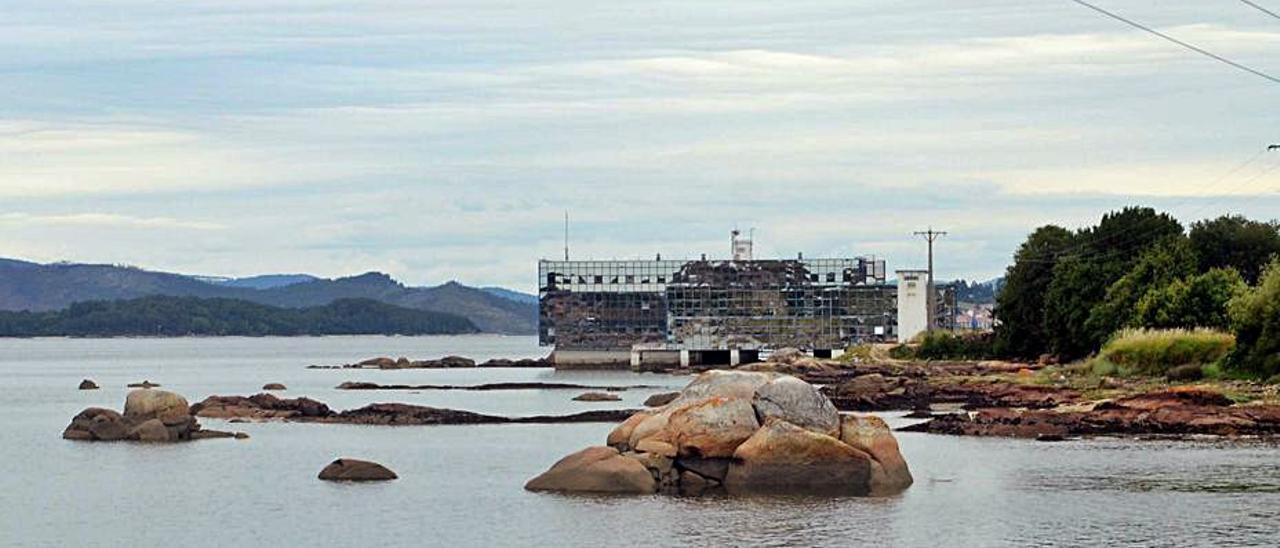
[913,228,947,331]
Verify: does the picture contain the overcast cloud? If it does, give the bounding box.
[2,0,1279,291]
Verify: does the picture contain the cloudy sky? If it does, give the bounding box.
[3,0,1279,291]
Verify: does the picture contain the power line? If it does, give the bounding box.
[1241,0,1280,21]
[1068,0,1280,85]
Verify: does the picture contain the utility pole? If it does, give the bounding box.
[913,228,947,331]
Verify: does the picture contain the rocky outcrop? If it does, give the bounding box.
[262,383,287,391]
[903,387,1280,438]
[78,379,99,390]
[318,458,398,482]
[63,389,241,443]
[191,394,637,425]
[191,393,333,420]
[126,380,161,388]
[643,392,679,407]
[527,371,911,497]
[573,392,622,402]
[334,381,654,391]
[319,355,551,370]
[753,375,840,436]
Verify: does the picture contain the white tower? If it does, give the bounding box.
[731,229,753,262]
[896,269,930,343]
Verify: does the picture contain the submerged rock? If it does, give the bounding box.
[528,370,912,498]
[63,389,241,443]
[126,380,161,388]
[573,392,622,402]
[318,458,398,482]
[78,379,99,390]
[262,383,287,391]
[643,392,679,407]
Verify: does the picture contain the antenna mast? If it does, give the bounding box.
[564,211,570,261]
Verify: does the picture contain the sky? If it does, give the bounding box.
[2,0,1280,292]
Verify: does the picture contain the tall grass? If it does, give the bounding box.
[1092,328,1235,377]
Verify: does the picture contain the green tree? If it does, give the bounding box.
[1134,268,1245,330]
[1085,236,1197,342]
[1227,260,1280,378]
[1042,207,1183,359]
[993,225,1073,358]
[1189,215,1280,284]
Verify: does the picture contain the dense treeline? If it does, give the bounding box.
[0,296,479,337]
[993,208,1280,378]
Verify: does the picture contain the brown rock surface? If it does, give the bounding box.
[666,397,760,458]
[725,418,875,496]
[839,414,914,494]
[318,458,398,481]
[524,446,656,494]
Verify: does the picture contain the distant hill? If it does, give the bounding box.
[0,296,477,337]
[0,259,536,334]
[482,286,538,305]
[213,274,319,289]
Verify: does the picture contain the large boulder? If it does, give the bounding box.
[524,446,656,494]
[674,370,776,404]
[131,419,172,443]
[529,370,911,498]
[318,458,398,481]
[666,397,760,458]
[724,418,874,496]
[124,389,190,425]
[752,375,840,437]
[839,414,914,494]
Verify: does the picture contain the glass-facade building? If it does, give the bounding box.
[538,257,897,351]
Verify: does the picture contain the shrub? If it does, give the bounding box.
[1093,328,1235,377]
[913,331,995,361]
[1227,260,1280,378]
[839,343,874,362]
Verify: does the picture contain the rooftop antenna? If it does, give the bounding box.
[563,211,569,261]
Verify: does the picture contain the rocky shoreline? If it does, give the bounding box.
[741,350,1280,439]
[190,393,637,425]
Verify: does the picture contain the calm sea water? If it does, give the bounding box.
[2,336,1278,547]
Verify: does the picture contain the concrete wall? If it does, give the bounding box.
[896,270,930,343]
[550,349,632,370]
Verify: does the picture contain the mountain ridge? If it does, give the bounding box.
[0,258,537,334]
